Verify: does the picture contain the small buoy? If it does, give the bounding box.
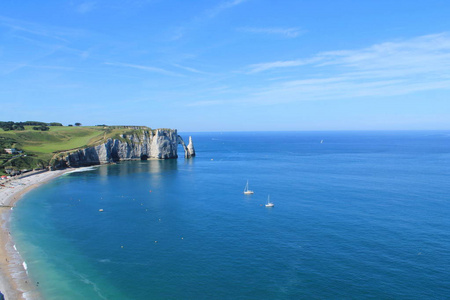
[99,209,104,212]
[121,246,124,248]
[149,190,152,193]
[155,241,158,243]
[211,158,214,161]
[181,237,184,240]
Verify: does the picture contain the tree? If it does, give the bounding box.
[75,123,82,126]
[12,123,24,130]
[32,125,49,131]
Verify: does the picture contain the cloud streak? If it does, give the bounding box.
[75,2,97,14]
[0,15,83,42]
[239,27,305,38]
[247,33,450,74]
[186,100,225,107]
[238,33,450,104]
[205,0,248,18]
[172,63,207,74]
[104,62,183,77]
[247,58,320,73]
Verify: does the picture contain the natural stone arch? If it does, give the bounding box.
[178,135,195,158]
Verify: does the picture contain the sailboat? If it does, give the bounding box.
[243,180,254,194]
[265,195,274,207]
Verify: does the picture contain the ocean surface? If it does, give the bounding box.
[11,131,450,299]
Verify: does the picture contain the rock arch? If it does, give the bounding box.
[178,135,195,158]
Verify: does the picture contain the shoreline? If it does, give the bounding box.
[0,169,70,299]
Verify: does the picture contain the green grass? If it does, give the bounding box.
[0,125,178,173]
[0,126,154,171]
[1,126,105,153]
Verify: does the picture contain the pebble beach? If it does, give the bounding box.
[0,170,69,299]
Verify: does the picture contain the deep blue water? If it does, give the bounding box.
[11,131,450,299]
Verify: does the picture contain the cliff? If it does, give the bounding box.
[54,129,194,168]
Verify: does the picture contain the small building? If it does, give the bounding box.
[4,148,18,154]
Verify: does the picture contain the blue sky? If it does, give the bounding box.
[1,0,450,131]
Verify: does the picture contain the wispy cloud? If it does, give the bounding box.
[0,43,67,76]
[205,0,248,18]
[237,33,450,104]
[169,26,185,41]
[166,0,247,41]
[0,15,83,42]
[104,62,183,77]
[239,27,305,38]
[75,2,97,14]
[172,63,208,74]
[247,58,320,73]
[0,15,92,69]
[247,77,450,105]
[247,33,450,75]
[186,100,225,107]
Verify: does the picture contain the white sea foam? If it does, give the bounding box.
[78,273,108,300]
[22,290,37,300]
[64,166,99,175]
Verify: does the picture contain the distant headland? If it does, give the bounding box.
[0,121,195,176]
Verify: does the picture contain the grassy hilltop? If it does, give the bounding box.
[0,125,152,174]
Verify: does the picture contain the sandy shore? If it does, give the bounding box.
[0,170,70,299]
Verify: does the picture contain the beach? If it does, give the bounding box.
[0,170,69,300]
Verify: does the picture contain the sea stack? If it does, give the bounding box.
[187,136,196,158]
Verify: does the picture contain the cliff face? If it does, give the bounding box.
[57,129,190,168]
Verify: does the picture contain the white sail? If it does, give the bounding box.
[265,195,274,207]
[243,180,254,194]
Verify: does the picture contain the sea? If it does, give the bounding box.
[10,131,450,299]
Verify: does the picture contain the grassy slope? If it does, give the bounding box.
[1,126,105,159]
[0,126,151,172]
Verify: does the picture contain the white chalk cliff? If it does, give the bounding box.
[187,136,195,157]
[55,129,194,168]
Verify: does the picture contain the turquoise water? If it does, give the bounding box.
[11,131,450,299]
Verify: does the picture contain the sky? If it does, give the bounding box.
[1,0,450,131]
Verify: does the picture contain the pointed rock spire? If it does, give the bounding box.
[187,136,195,157]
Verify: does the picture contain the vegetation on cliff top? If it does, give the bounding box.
[0,123,170,175]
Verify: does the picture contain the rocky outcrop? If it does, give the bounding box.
[177,135,196,158]
[55,129,194,168]
[187,136,195,157]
